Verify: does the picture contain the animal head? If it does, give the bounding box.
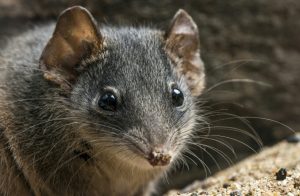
[39,6,205,169]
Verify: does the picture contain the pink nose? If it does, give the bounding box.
[148,149,172,166]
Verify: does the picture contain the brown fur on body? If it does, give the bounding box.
[0,6,205,195]
[0,117,32,196]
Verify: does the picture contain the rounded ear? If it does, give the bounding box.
[165,9,205,96]
[39,6,103,90]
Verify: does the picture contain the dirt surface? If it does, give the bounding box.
[167,136,300,195]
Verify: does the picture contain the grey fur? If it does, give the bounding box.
[0,20,204,195]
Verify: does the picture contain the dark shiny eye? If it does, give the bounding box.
[172,88,184,107]
[98,92,117,111]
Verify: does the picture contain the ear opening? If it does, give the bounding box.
[39,6,103,90]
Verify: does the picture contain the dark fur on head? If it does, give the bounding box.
[0,6,205,195]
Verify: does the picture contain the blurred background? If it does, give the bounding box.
[1,0,299,194]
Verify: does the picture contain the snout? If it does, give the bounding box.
[148,147,172,167]
[126,130,175,168]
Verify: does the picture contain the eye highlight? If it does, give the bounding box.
[171,87,184,107]
[98,92,118,111]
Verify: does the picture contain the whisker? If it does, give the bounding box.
[204,79,272,94]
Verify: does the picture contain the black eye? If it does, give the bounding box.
[172,88,184,107]
[98,92,118,111]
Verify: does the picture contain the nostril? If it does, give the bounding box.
[148,149,172,167]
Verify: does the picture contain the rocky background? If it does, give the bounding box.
[0,0,299,194]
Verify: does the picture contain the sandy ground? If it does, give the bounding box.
[167,135,300,196]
